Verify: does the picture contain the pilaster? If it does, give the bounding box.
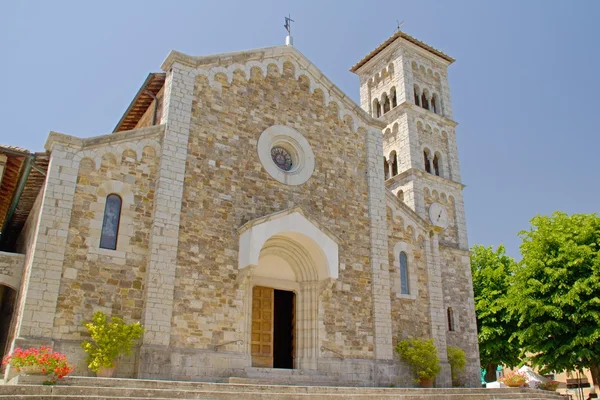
[425,232,451,387]
[139,63,195,356]
[365,128,393,361]
[12,144,79,340]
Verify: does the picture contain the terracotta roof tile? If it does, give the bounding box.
[350,31,454,73]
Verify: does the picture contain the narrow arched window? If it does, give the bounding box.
[391,87,397,108]
[414,87,420,106]
[100,194,122,250]
[383,157,390,180]
[433,154,440,176]
[424,151,431,173]
[400,252,409,294]
[382,94,391,114]
[431,96,437,114]
[373,99,381,118]
[421,93,429,110]
[390,151,398,176]
[447,307,455,331]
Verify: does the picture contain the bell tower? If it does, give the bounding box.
[351,30,467,250]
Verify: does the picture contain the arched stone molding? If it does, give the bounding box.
[85,180,135,256]
[73,138,161,169]
[391,241,418,300]
[238,208,339,280]
[237,208,339,370]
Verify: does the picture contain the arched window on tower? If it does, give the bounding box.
[390,87,397,108]
[433,153,441,177]
[382,93,391,114]
[421,91,430,110]
[373,99,381,118]
[383,157,390,180]
[424,150,431,173]
[447,307,455,331]
[390,151,398,176]
[431,93,440,115]
[414,86,420,107]
[400,251,410,295]
[100,194,122,250]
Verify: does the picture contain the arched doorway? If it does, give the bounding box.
[238,209,339,371]
[0,285,17,369]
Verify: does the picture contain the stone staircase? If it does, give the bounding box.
[0,376,566,399]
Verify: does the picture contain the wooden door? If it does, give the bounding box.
[251,286,274,368]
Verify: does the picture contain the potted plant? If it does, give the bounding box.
[447,345,467,387]
[81,311,144,377]
[395,338,441,387]
[499,370,528,387]
[2,346,73,383]
[537,380,559,391]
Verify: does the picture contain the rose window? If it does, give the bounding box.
[271,147,293,171]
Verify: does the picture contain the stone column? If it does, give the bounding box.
[138,63,196,378]
[425,231,451,387]
[365,128,393,364]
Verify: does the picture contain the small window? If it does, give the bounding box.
[383,157,390,180]
[414,87,420,106]
[447,307,455,331]
[433,154,440,176]
[424,151,431,173]
[100,194,122,250]
[400,251,409,295]
[391,87,397,108]
[421,93,429,110]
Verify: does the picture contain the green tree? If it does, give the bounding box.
[509,212,600,389]
[471,244,521,382]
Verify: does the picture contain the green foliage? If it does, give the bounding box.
[395,338,441,380]
[447,345,467,386]
[470,244,522,375]
[81,311,144,372]
[508,212,600,386]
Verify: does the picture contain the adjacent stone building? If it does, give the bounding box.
[0,30,480,387]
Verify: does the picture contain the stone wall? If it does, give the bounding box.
[0,252,24,290]
[52,145,159,341]
[440,246,480,387]
[173,62,376,359]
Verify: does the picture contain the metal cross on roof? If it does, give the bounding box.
[284,14,294,35]
[396,20,404,32]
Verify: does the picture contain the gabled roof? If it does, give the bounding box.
[160,45,387,129]
[350,30,454,73]
[0,145,49,250]
[113,73,166,133]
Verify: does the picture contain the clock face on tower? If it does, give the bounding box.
[428,202,449,230]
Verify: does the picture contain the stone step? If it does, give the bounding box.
[0,381,565,400]
[52,376,564,397]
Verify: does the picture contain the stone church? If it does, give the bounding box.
[0,30,480,387]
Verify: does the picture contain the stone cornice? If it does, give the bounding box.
[45,124,165,152]
[386,167,465,190]
[381,101,458,128]
[160,46,387,130]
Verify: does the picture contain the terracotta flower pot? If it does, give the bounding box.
[19,365,48,375]
[505,381,525,387]
[96,364,117,378]
[419,377,434,387]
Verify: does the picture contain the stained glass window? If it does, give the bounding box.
[400,251,409,295]
[100,194,122,250]
[271,146,293,171]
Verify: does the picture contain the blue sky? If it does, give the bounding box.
[1,1,598,258]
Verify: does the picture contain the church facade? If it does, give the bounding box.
[0,31,480,387]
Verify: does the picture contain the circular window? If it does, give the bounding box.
[271,146,293,171]
[257,125,315,186]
